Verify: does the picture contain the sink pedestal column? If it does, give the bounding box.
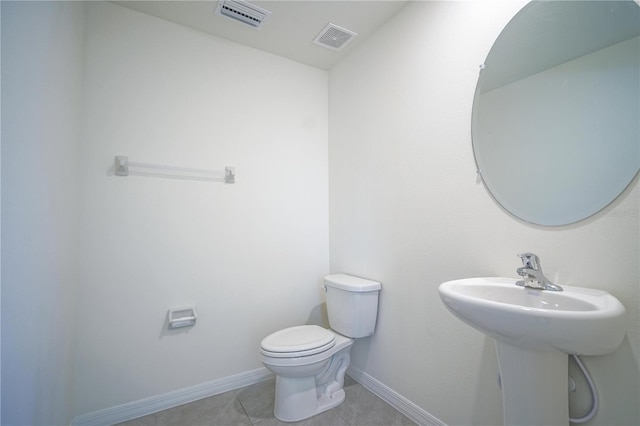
[495,341,569,426]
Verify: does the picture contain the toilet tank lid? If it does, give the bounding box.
[324,274,381,292]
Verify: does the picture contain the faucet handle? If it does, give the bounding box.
[517,252,540,269]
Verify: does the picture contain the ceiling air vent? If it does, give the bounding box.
[313,23,358,51]
[215,0,271,29]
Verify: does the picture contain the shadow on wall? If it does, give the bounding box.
[471,337,503,424]
[471,336,640,425]
[568,337,640,425]
[307,303,329,329]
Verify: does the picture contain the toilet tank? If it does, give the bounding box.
[323,274,381,338]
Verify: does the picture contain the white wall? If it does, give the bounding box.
[2,1,638,424]
[1,2,84,425]
[329,1,639,425]
[73,2,329,416]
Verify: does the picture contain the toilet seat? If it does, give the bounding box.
[260,325,335,358]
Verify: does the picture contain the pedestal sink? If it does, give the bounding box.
[439,277,626,426]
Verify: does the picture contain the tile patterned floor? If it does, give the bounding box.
[116,375,416,426]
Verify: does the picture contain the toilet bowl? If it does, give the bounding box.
[260,274,381,422]
[261,325,353,422]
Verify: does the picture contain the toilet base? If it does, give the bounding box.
[262,332,353,422]
[271,341,352,422]
[274,375,346,422]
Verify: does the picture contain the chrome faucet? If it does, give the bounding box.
[516,253,563,291]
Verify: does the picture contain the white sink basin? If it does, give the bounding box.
[439,277,626,355]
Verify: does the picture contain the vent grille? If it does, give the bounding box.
[313,23,358,51]
[215,0,271,29]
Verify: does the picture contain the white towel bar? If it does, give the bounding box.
[114,156,234,183]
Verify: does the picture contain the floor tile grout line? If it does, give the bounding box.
[231,389,254,426]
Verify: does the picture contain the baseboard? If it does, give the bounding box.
[72,365,442,426]
[71,367,274,426]
[346,365,447,426]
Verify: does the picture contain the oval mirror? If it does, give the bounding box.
[472,0,639,226]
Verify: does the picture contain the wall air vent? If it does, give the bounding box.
[215,0,271,29]
[313,23,358,51]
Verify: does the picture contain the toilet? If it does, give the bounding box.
[260,273,382,422]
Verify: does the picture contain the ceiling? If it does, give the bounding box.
[112,0,409,70]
